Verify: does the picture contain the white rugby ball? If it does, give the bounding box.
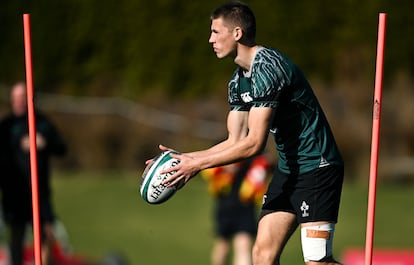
[140,151,183,204]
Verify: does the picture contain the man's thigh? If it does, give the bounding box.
[254,211,298,263]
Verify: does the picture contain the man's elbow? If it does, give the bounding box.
[246,140,266,157]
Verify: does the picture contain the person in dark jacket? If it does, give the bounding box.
[0,82,67,265]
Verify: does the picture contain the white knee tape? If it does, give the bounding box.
[301,223,335,262]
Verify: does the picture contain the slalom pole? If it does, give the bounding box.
[365,13,387,265]
[23,14,43,265]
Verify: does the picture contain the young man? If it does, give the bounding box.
[159,1,344,264]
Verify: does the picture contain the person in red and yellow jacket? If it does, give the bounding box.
[202,155,272,265]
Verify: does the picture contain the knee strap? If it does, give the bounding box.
[301,223,335,262]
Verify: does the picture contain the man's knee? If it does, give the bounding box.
[301,223,336,263]
[252,241,280,265]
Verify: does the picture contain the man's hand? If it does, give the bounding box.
[20,133,46,152]
[159,144,201,187]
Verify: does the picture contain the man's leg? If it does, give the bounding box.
[233,232,253,265]
[41,223,56,265]
[252,212,297,265]
[211,237,230,265]
[10,223,26,265]
[301,222,342,265]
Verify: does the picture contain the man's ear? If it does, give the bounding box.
[233,27,243,41]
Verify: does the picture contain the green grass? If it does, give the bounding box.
[50,171,414,264]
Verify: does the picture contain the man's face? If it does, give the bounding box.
[209,17,237,59]
[11,84,27,117]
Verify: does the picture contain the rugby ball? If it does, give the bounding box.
[140,151,183,204]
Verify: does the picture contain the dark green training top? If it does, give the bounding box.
[228,46,343,175]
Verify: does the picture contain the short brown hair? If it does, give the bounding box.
[210,1,256,41]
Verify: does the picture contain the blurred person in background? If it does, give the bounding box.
[201,154,272,265]
[0,82,67,265]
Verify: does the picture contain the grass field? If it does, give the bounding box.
[50,170,414,265]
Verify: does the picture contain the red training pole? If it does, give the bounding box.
[23,13,43,265]
[364,13,387,265]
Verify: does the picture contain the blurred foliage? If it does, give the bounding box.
[1,0,414,178]
[1,0,414,97]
